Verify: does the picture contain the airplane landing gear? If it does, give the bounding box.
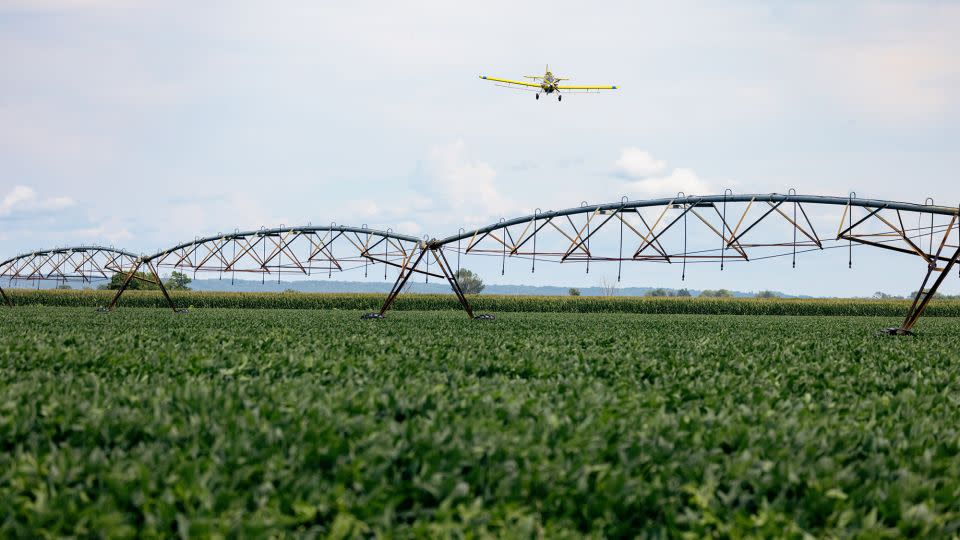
[535,93,539,100]
[558,94,562,102]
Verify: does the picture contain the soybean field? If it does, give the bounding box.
[2,306,959,537]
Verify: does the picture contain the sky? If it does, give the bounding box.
[1,0,959,295]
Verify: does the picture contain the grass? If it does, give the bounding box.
[1,307,959,537]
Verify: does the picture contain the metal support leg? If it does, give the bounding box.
[431,248,478,318]
[0,285,11,307]
[363,246,428,319]
[886,245,960,335]
[102,259,143,312]
[102,260,185,313]
[146,261,183,312]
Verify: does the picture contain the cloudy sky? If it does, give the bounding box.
[1,1,958,295]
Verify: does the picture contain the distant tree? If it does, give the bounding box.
[599,277,620,297]
[700,289,733,298]
[165,271,192,291]
[568,287,581,297]
[675,288,692,297]
[106,272,160,290]
[873,291,896,299]
[645,288,672,297]
[454,268,485,295]
[755,290,779,298]
[907,290,955,300]
[283,288,300,294]
[56,283,72,290]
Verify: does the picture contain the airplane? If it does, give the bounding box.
[479,65,618,101]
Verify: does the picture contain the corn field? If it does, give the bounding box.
[5,288,960,317]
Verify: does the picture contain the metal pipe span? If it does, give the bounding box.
[143,225,423,262]
[2,226,421,271]
[0,245,139,269]
[435,193,960,246]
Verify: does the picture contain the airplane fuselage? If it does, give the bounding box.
[540,71,557,93]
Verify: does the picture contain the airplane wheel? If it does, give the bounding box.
[535,94,539,100]
[558,95,562,102]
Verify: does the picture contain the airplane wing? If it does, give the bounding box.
[479,75,541,88]
[556,84,618,90]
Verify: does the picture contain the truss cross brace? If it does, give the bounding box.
[374,247,428,317]
[104,259,181,313]
[892,245,960,335]
[371,246,479,319]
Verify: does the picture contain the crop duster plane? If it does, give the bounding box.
[479,65,618,101]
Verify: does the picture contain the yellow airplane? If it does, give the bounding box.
[479,65,618,101]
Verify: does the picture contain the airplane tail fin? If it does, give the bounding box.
[524,64,552,79]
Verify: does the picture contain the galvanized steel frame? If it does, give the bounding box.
[402,193,959,333]
[3,193,959,333]
[116,225,426,311]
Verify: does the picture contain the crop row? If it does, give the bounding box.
[2,307,959,536]
[5,287,960,317]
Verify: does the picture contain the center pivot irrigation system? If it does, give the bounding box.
[2,193,959,334]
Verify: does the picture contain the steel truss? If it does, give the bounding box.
[118,225,425,313]
[371,245,480,319]
[0,246,172,309]
[3,193,958,334]
[379,193,959,333]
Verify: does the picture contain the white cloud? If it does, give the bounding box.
[395,220,423,236]
[0,185,74,217]
[71,223,134,245]
[819,43,958,119]
[0,104,117,174]
[421,140,516,224]
[49,196,73,208]
[613,151,719,197]
[343,199,380,219]
[335,141,516,234]
[625,168,714,197]
[0,186,35,215]
[615,148,666,179]
[164,193,288,240]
